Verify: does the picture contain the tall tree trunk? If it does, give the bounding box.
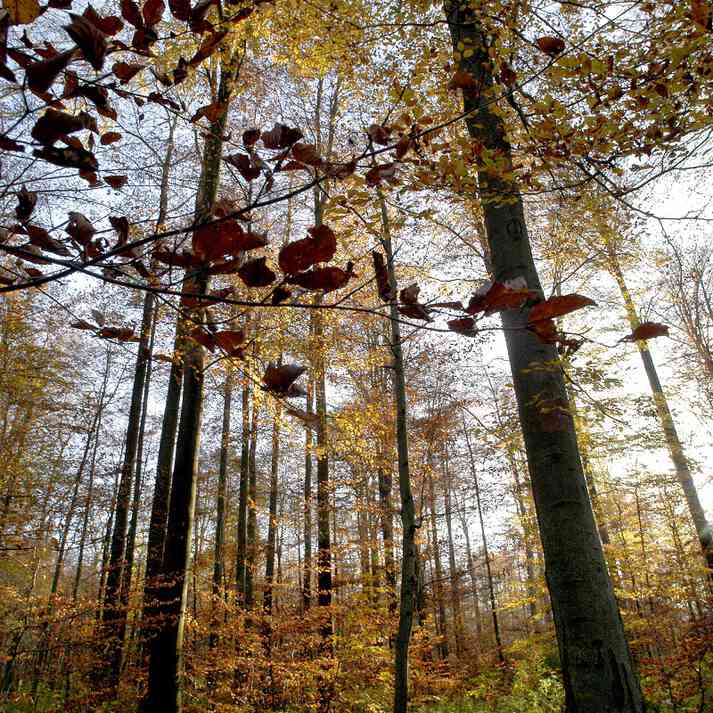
[264,407,280,615]
[442,446,464,656]
[457,502,483,658]
[209,369,232,663]
[245,398,259,610]
[462,422,505,664]
[140,114,182,647]
[73,348,113,600]
[426,458,449,661]
[140,45,242,713]
[236,377,250,603]
[377,195,419,713]
[121,307,157,622]
[606,243,713,580]
[102,260,157,687]
[303,377,314,612]
[444,5,643,710]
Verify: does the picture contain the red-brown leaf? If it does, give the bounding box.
[262,363,306,395]
[64,13,107,71]
[100,131,121,145]
[243,128,260,146]
[83,6,123,35]
[286,265,352,293]
[238,256,275,287]
[31,109,95,146]
[527,294,596,323]
[278,224,337,275]
[121,0,142,27]
[291,142,322,167]
[271,286,291,304]
[112,61,145,83]
[365,162,397,187]
[189,30,228,66]
[536,36,565,57]
[261,123,303,150]
[621,321,669,342]
[193,219,267,262]
[372,250,394,303]
[466,280,539,315]
[224,152,261,181]
[25,49,73,94]
[104,175,127,189]
[214,329,245,354]
[367,123,391,145]
[448,317,477,336]
[15,185,37,222]
[189,327,216,351]
[142,0,164,26]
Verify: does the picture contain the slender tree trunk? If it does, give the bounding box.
[377,195,419,713]
[140,45,242,713]
[462,422,505,664]
[442,446,464,656]
[236,377,250,603]
[444,5,643,710]
[458,502,483,657]
[606,243,713,581]
[245,398,259,610]
[303,378,314,612]
[121,307,156,626]
[73,349,112,600]
[264,407,280,615]
[426,458,449,661]
[209,369,232,663]
[102,265,157,687]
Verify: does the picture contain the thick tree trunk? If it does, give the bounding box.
[377,196,419,713]
[140,46,242,713]
[444,5,643,710]
[606,244,713,580]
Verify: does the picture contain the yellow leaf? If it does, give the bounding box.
[5,0,42,25]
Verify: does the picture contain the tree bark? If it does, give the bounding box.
[140,45,242,713]
[462,420,504,664]
[209,369,232,665]
[303,378,313,612]
[236,377,250,603]
[377,195,419,713]
[264,406,280,615]
[444,5,644,710]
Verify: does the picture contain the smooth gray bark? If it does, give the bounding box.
[444,4,643,710]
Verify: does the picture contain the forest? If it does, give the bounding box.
[0,0,712,711]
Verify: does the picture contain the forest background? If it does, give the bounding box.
[1,0,713,712]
